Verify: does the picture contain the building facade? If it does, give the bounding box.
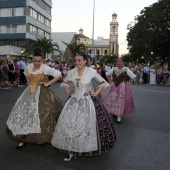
[0,0,52,58]
[88,37,109,60]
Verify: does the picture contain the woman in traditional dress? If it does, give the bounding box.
[51,54,116,161]
[103,58,136,123]
[6,51,62,149]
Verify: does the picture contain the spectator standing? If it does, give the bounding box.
[149,66,156,85]
[7,60,16,86]
[14,59,20,87]
[19,57,26,85]
[143,64,149,84]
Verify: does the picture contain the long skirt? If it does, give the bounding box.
[6,85,62,144]
[51,96,116,156]
[103,82,135,116]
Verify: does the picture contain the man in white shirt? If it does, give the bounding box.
[105,63,111,72]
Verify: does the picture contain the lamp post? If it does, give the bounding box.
[21,47,23,53]
[91,0,95,61]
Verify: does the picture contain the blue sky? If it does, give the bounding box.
[51,0,158,55]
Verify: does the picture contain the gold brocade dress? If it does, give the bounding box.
[6,73,62,144]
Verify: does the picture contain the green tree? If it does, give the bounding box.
[127,0,170,68]
[63,41,88,59]
[27,37,60,58]
[99,54,118,65]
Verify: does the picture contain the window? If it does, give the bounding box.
[14,7,26,16]
[45,32,50,39]
[112,26,116,33]
[7,25,11,33]
[0,25,6,33]
[30,25,37,35]
[37,28,44,37]
[0,7,25,17]
[30,8,37,19]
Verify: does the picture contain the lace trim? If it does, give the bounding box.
[51,97,97,152]
[27,63,46,74]
[6,86,41,136]
[114,67,127,77]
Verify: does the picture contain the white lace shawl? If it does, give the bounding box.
[61,67,109,87]
[106,67,136,78]
[24,63,61,77]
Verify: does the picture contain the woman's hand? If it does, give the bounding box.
[68,91,73,96]
[44,82,50,87]
[88,91,96,97]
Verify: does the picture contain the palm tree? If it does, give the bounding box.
[27,37,61,58]
[63,41,88,60]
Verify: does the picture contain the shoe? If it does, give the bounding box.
[117,116,121,123]
[64,154,76,161]
[16,142,25,149]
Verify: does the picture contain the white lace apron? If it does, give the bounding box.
[6,86,41,136]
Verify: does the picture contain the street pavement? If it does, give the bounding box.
[0,83,170,170]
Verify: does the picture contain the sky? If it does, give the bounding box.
[51,0,158,55]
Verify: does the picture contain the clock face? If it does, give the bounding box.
[111,36,117,42]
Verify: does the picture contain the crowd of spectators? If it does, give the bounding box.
[0,57,170,89]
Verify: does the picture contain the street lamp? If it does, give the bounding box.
[21,47,23,53]
[91,0,95,57]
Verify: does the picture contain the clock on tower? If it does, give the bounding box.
[111,35,117,42]
[110,13,119,56]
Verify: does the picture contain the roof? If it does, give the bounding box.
[51,32,77,55]
[112,13,117,16]
[75,34,89,39]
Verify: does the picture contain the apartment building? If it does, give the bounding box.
[0,0,52,58]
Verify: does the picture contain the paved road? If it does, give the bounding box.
[0,84,170,170]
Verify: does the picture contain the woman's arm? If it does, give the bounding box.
[128,78,135,85]
[13,64,15,73]
[106,75,112,84]
[25,76,30,85]
[44,74,62,87]
[63,85,72,96]
[90,85,105,97]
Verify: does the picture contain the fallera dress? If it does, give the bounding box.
[6,63,62,144]
[51,67,116,156]
[103,67,136,116]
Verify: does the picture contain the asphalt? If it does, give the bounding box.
[0,83,170,170]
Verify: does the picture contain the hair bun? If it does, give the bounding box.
[33,48,44,58]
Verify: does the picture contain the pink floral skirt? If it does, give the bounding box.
[103,82,135,116]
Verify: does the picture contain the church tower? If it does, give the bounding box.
[109,13,119,56]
